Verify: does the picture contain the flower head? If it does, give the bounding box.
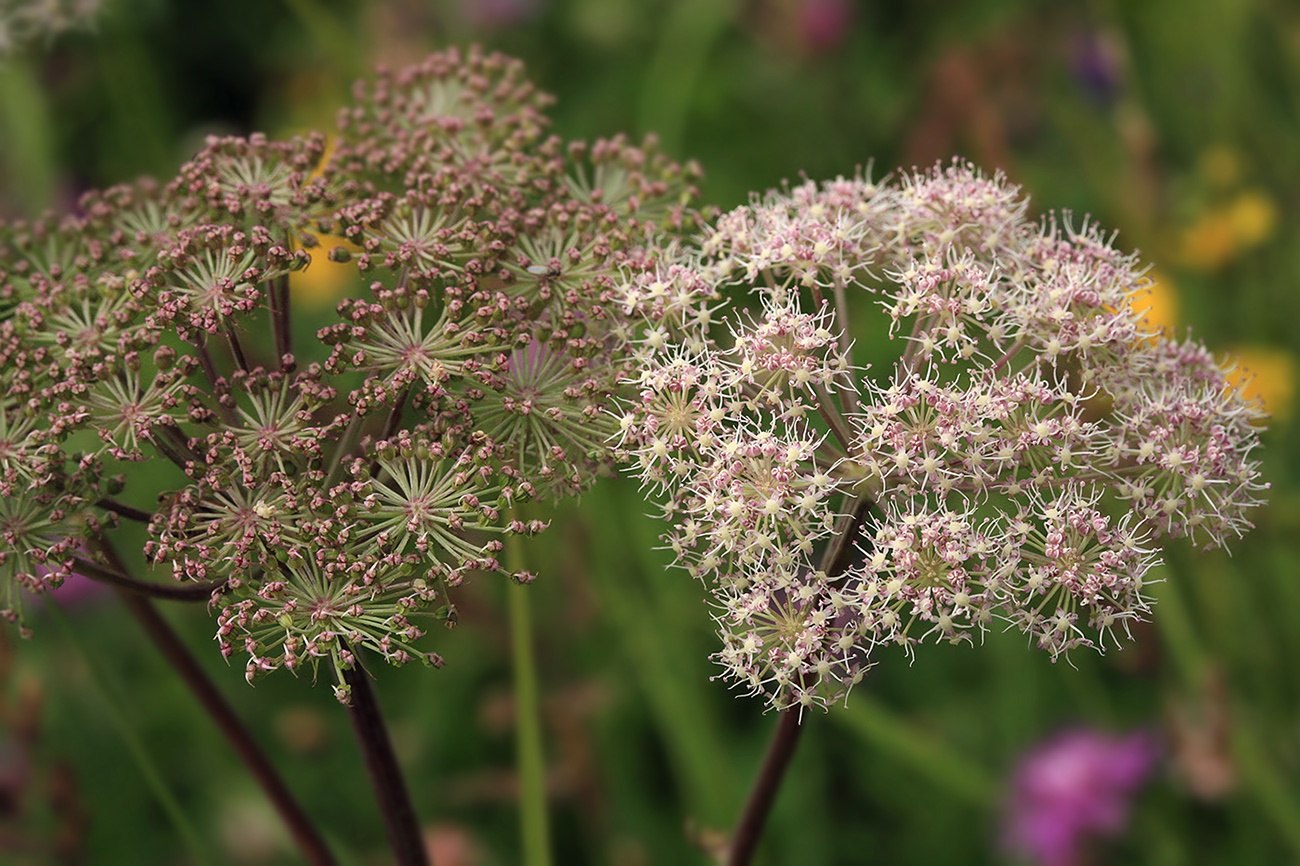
[621,160,1267,710]
[0,49,702,699]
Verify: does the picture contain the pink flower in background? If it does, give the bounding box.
[45,571,111,607]
[27,549,110,611]
[1003,728,1159,866]
[798,0,853,53]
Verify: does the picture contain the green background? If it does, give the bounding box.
[2,0,1299,863]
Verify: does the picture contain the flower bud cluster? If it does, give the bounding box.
[619,161,1267,711]
[0,47,702,700]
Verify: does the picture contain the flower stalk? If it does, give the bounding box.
[507,530,553,866]
[119,589,339,866]
[726,710,804,866]
[91,539,336,864]
[342,658,429,866]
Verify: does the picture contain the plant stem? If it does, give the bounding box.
[117,591,339,866]
[194,336,239,426]
[73,555,224,602]
[341,658,429,866]
[269,270,292,362]
[89,538,337,864]
[96,497,154,524]
[366,385,412,479]
[725,498,872,864]
[225,322,251,371]
[725,710,805,866]
[149,425,202,474]
[506,550,552,866]
[324,411,365,490]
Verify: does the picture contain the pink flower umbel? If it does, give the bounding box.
[619,161,1268,711]
[1002,727,1159,866]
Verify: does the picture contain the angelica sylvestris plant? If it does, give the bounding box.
[0,47,700,863]
[1,48,697,694]
[619,161,1267,714]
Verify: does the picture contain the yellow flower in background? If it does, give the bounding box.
[1176,146,1280,271]
[288,134,362,311]
[1224,346,1294,423]
[1127,271,1178,337]
[1176,211,1237,271]
[1225,190,1278,249]
[290,232,362,311]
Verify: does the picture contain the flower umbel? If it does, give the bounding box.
[620,161,1267,711]
[0,47,702,700]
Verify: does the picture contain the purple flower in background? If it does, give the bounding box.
[798,0,853,54]
[27,555,110,612]
[46,571,111,607]
[1068,29,1125,107]
[1003,727,1159,866]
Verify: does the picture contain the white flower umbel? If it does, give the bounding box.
[620,161,1267,711]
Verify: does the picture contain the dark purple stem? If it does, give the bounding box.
[225,322,251,371]
[270,271,293,362]
[148,425,200,475]
[194,336,239,426]
[725,710,805,866]
[341,658,430,866]
[72,556,224,602]
[96,497,154,524]
[379,386,410,444]
[367,386,411,478]
[114,591,339,866]
[88,539,337,865]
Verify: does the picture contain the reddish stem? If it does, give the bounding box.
[114,591,338,866]
[342,659,430,866]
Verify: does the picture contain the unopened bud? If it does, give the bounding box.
[154,345,177,371]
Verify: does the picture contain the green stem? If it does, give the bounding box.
[46,600,213,866]
[281,0,366,78]
[1154,569,1300,854]
[1149,566,1207,686]
[638,0,738,155]
[506,530,552,866]
[1232,723,1300,857]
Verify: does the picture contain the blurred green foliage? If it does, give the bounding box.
[3,0,1300,863]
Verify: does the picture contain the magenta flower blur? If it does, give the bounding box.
[798,0,854,54]
[1003,728,1159,866]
